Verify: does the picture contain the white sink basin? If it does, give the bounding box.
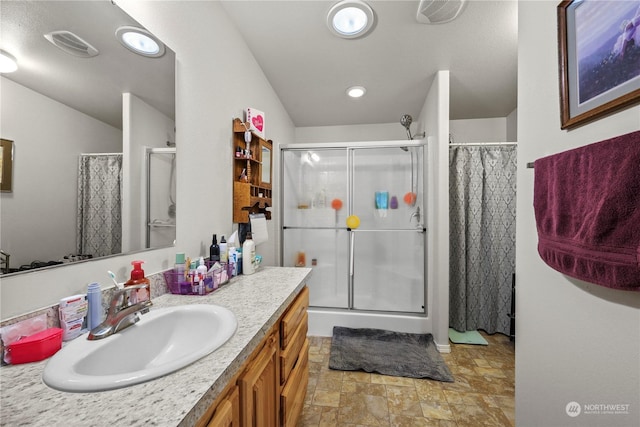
[43,304,237,392]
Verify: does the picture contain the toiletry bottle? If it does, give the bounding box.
[228,247,238,276]
[209,234,220,262]
[219,236,228,263]
[124,260,151,303]
[242,232,256,275]
[175,252,186,276]
[189,260,198,294]
[197,257,207,295]
[86,282,102,331]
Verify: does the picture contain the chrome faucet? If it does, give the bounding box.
[88,284,152,340]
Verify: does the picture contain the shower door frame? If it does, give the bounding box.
[144,147,176,249]
[280,140,428,316]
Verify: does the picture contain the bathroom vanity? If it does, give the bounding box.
[0,267,311,427]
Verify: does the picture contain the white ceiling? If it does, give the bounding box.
[0,0,175,130]
[221,0,518,127]
[1,1,517,131]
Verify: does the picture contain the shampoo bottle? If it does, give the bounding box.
[124,260,151,303]
[242,232,256,275]
[219,236,228,263]
[209,234,220,262]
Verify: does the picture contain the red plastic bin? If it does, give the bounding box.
[6,328,63,364]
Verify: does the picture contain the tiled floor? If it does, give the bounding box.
[299,332,515,427]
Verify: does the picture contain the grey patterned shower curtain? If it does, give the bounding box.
[76,154,123,258]
[449,145,517,335]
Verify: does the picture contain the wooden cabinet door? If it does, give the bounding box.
[239,332,278,427]
[207,386,240,427]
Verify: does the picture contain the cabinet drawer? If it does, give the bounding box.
[280,311,307,384]
[280,287,309,349]
[280,339,309,427]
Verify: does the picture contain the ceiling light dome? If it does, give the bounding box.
[328,0,375,39]
[116,26,165,58]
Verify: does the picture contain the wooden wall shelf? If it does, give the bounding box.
[232,118,273,223]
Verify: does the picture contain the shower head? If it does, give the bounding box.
[400,114,413,140]
[400,114,412,129]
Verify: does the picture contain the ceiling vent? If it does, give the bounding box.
[416,0,467,24]
[44,31,99,58]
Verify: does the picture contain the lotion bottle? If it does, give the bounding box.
[242,232,256,275]
[124,260,151,303]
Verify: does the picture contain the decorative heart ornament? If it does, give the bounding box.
[246,108,265,138]
[252,115,264,132]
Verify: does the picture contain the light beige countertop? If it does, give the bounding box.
[0,267,311,427]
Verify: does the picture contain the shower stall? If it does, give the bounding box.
[145,147,176,249]
[280,140,429,336]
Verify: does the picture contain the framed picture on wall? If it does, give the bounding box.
[1,139,14,192]
[558,0,640,129]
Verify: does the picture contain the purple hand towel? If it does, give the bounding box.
[533,130,640,291]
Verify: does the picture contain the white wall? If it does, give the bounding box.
[122,93,175,252]
[0,77,122,268]
[449,117,508,143]
[1,0,294,319]
[295,122,407,143]
[417,70,450,352]
[517,2,640,426]
[506,108,517,142]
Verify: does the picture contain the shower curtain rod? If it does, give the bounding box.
[449,142,517,146]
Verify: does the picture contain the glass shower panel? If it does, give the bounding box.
[351,146,423,230]
[281,148,349,228]
[146,151,176,249]
[282,228,349,308]
[352,229,425,313]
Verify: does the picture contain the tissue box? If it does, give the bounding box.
[246,108,265,139]
[7,328,63,364]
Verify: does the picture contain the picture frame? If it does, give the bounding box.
[0,139,14,193]
[558,0,640,129]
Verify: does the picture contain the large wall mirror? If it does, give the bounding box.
[0,1,176,276]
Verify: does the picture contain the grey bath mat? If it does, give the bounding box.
[329,326,454,382]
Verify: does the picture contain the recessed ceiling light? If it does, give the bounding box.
[327,0,375,39]
[116,26,165,58]
[347,86,366,98]
[0,50,18,73]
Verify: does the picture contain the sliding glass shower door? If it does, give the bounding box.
[281,144,426,314]
[350,147,425,313]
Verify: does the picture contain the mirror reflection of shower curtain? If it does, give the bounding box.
[449,145,516,335]
[76,154,123,257]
